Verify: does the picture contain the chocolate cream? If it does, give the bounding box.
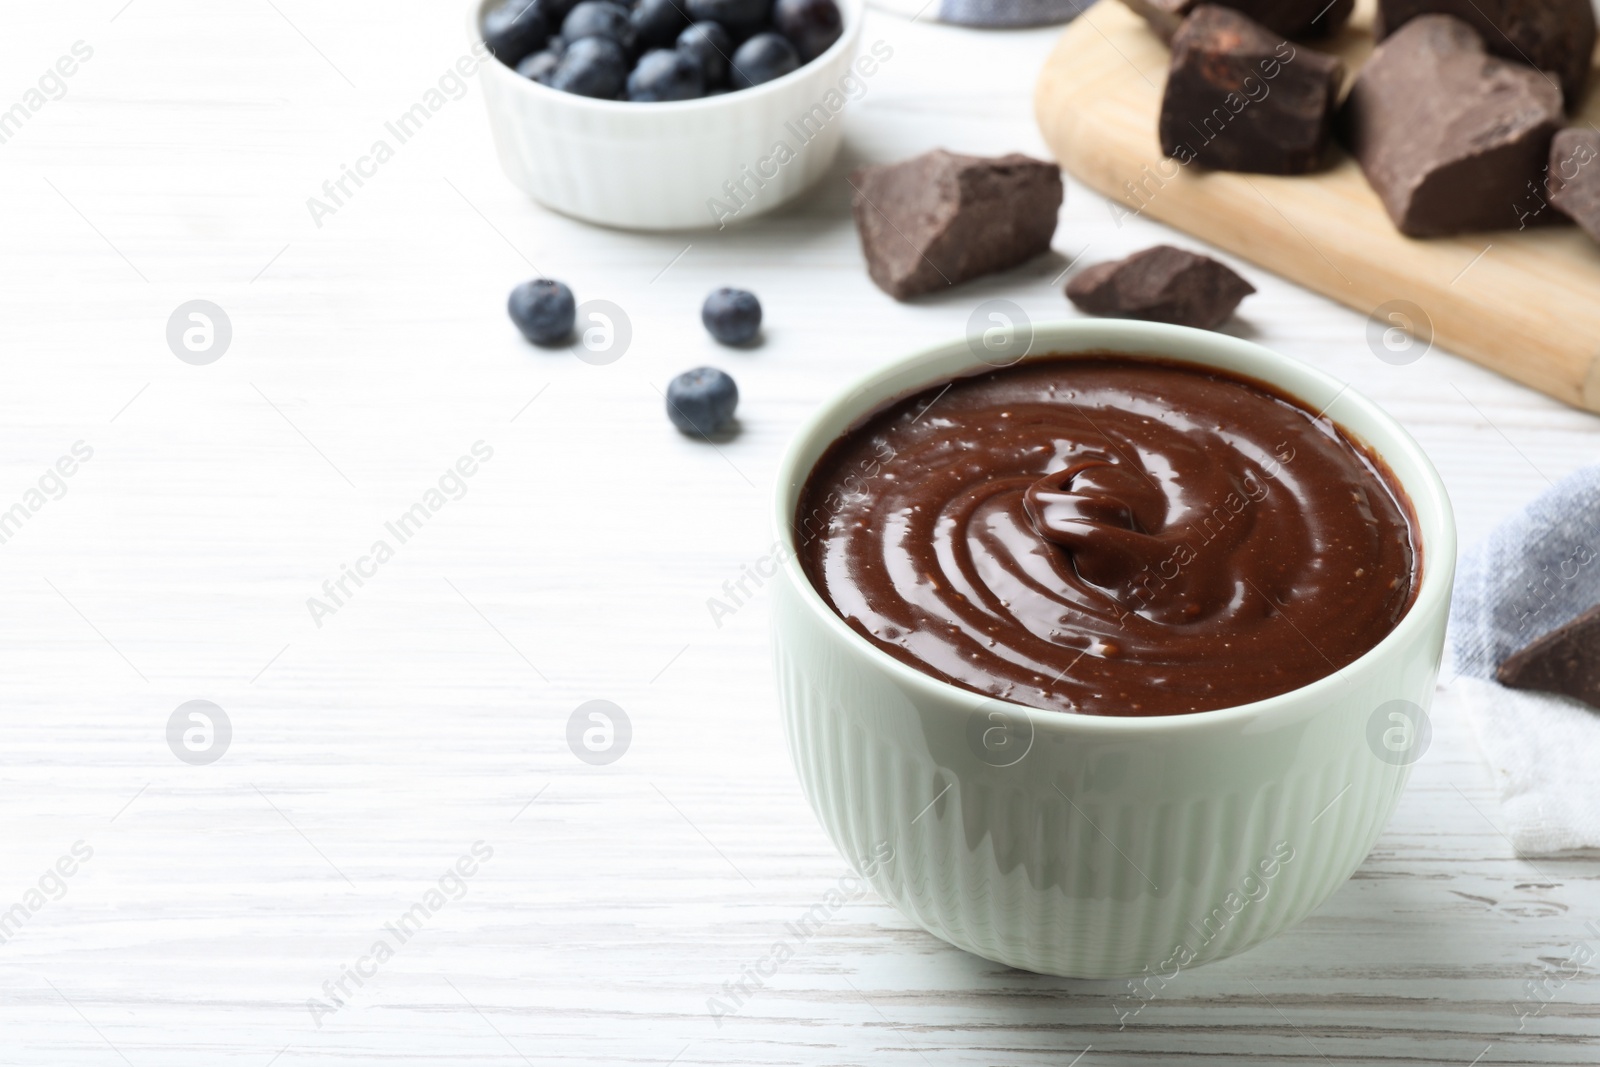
[796,355,1419,716]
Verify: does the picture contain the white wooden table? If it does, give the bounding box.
[2,2,1598,1064]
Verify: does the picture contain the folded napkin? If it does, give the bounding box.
[1450,465,1600,854]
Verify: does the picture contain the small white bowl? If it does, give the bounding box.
[470,0,866,230]
[771,319,1456,979]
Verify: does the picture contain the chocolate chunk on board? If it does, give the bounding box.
[1548,129,1600,245]
[1498,603,1600,709]
[1377,0,1595,109]
[1065,245,1255,329]
[1340,15,1563,237]
[1158,6,1344,175]
[850,150,1062,302]
[1121,0,1353,41]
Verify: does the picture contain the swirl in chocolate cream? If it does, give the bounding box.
[796,356,1418,716]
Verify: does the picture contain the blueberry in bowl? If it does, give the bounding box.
[675,21,732,85]
[516,48,563,83]
[561,0,638,54]
[628,49,707,101]
[484,0,552,65]
[728,32,798,89]
[550,36,630,97]
[631,0,690,51]
[684,0,772,39]
[773,0,841,61]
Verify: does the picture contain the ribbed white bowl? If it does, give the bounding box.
[470,0,866,230]
[771,320,1456,978]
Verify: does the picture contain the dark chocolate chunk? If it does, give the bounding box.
[1377,0,1595,109]
[850,150,1062,302]
[1498,603,1600,709]
[1340,15,1564,237]
[1121,0,1353,41]
[1548,129,1600,244]
[1065,244,1255,329]
[1158,6,1344,175]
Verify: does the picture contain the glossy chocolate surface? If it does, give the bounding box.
[796,355,1419,716]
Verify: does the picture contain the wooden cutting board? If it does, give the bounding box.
[1034,0,1600,412]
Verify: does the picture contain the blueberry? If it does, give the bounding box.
[728,32,798,89]
[666,367,739,436]
[509,279,576,345]
[562,0,637,53]
[772,0,841,61]
[631,0,689,51]
[627,48,706,101]
[483,0,551,65]
[702,287,761,344]
[550,36,629,97]
[516,49,563,82]
[676,22,733,85]
[685,0,771,39]
[484,0,530,30]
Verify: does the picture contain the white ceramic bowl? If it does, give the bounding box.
[470,0,867,230]
[771,320,1456,979]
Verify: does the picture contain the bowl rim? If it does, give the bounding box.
[771,318,1458,736]
[468,0,868,113]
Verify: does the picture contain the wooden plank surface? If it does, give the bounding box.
[1,0,1599,1064]
[1035,0,1600,412]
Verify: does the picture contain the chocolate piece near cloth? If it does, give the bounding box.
[1121,0,1353,40]
[1158,6,1344,175]
[1449,465,1600,854]
[1066,245,1254,329]
[1376,0,1595,109]
[1340,15,1563,237]
[850,150,1062,301]
[1548,129,1600,245]
[1498,604,1600,709]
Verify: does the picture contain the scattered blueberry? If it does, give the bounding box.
[686,0,772,38]
[667,367,739,436]
[542,0,582,22]
[627,48,707,101]
[483,0,552,65]
[517,49,563,82]
[729,32,797,89]
[551,36,630,97]
[702,287,762,344]
[631,0,690,51]
[562,1,637,54]
[509,279,577,345]
[676,21,733,85]
[773,0,841,61]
